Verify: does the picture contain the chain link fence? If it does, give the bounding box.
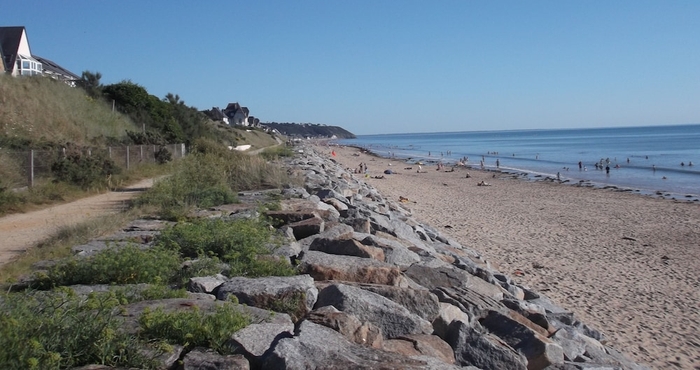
[1,144,186,188]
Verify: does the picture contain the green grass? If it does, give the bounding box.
[0,74,137,147]
[0,288,156,369]
[138,302,250,354]
[156,218,297,278]
[32,245,182,289]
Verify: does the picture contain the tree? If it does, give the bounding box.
[78,70,103,98]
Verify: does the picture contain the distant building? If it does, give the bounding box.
[223,102,250,126]
[0,26,79,85]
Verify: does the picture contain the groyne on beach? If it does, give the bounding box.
[325,142,699,369]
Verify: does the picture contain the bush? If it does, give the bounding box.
[33,245,182,289]
[138,302,250,354]
[51,148,120,189]
[135,152,238,220]
[154,146,172,164]
[259,146,295,160]
[0,289,156,369]
[172,256,227,286]
[156,218,296,277]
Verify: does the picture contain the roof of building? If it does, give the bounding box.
[0,26,25,73]
[34,55,80,80]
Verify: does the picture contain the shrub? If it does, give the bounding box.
[259,146,295,160]
[156,218,296,277]
[33,245,182,289]
[0,289,156,369]
[172,256,227,286]
[135,152,238,220]
[110,284,188,304]
[154,146,172,164]
[51,148,120,189]
[138,302,250,354]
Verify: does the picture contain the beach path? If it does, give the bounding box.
[0,177,155,266]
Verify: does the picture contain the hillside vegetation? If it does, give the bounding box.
[0,73,279,215]
[0,74,137,148]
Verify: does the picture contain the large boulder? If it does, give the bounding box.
[315,283,433,338]
[309,237,385,261]
[182,347,249,370]
[306,305,383,348]
[261,320,458,369]
[216,275,318,320]
[382,334,455,364]
[347,282,441,322]
[353,233,422,268]
[299,251,404,286]
[479,310,564,369]
[405,264,504,301]
[446,320,527,370]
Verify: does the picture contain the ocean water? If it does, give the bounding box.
[336,124,700,200]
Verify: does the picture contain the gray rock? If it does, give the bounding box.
[349,282,441,322]
[446,320,528,370]
[433,302,471,340]
[383,334,456,364]
[315,283,433,338]
[405,264,504,301]
[182,347,249,370]
[216,275,318,319]
[310,237,385,261]
[354,233,422,268]
[188,274,227,294]
[261,320,440,369]
[229,320,294,358]
[299,250,404,286]
[479,310,564,369]
[306,305,383,348]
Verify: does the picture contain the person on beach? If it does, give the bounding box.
[496,159,500,168]
[605,165,610,174]
[578,161,582,170]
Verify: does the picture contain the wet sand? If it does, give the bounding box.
[323,143,700,369]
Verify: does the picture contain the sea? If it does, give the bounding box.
[336,124,700,201]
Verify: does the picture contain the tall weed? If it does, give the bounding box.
[33,245,182,289]
[156,218,296,277]
[0,288,155,369]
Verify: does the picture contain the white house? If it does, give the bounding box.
[1,26,79,85]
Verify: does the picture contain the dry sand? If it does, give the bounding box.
[325,143,699,370]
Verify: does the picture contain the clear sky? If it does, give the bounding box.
[3,1,699,135]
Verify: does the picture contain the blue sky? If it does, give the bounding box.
[3,1,699,135]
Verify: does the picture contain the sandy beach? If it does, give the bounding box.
[322,143,699,369]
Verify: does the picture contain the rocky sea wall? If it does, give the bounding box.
[14,144,649,369]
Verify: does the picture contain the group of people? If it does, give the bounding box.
[355,162,368,174]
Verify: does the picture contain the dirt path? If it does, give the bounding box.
[0,178,156,266]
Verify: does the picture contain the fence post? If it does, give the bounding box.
[108,147,112,158]
[181,143,186,157]
[126,146,130,170]
[140,145,143,162]
[28,150,34,188]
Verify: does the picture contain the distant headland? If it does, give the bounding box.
[262,122,356,139]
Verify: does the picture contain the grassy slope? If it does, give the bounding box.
[0,74,138,147]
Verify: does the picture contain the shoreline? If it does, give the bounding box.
[320,142,700,369]
[342,143,700,203]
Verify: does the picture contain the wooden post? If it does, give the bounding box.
[126,146,130,170]
[28,150,34,188]
[140,145,143,162]
[108,147,112,158]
